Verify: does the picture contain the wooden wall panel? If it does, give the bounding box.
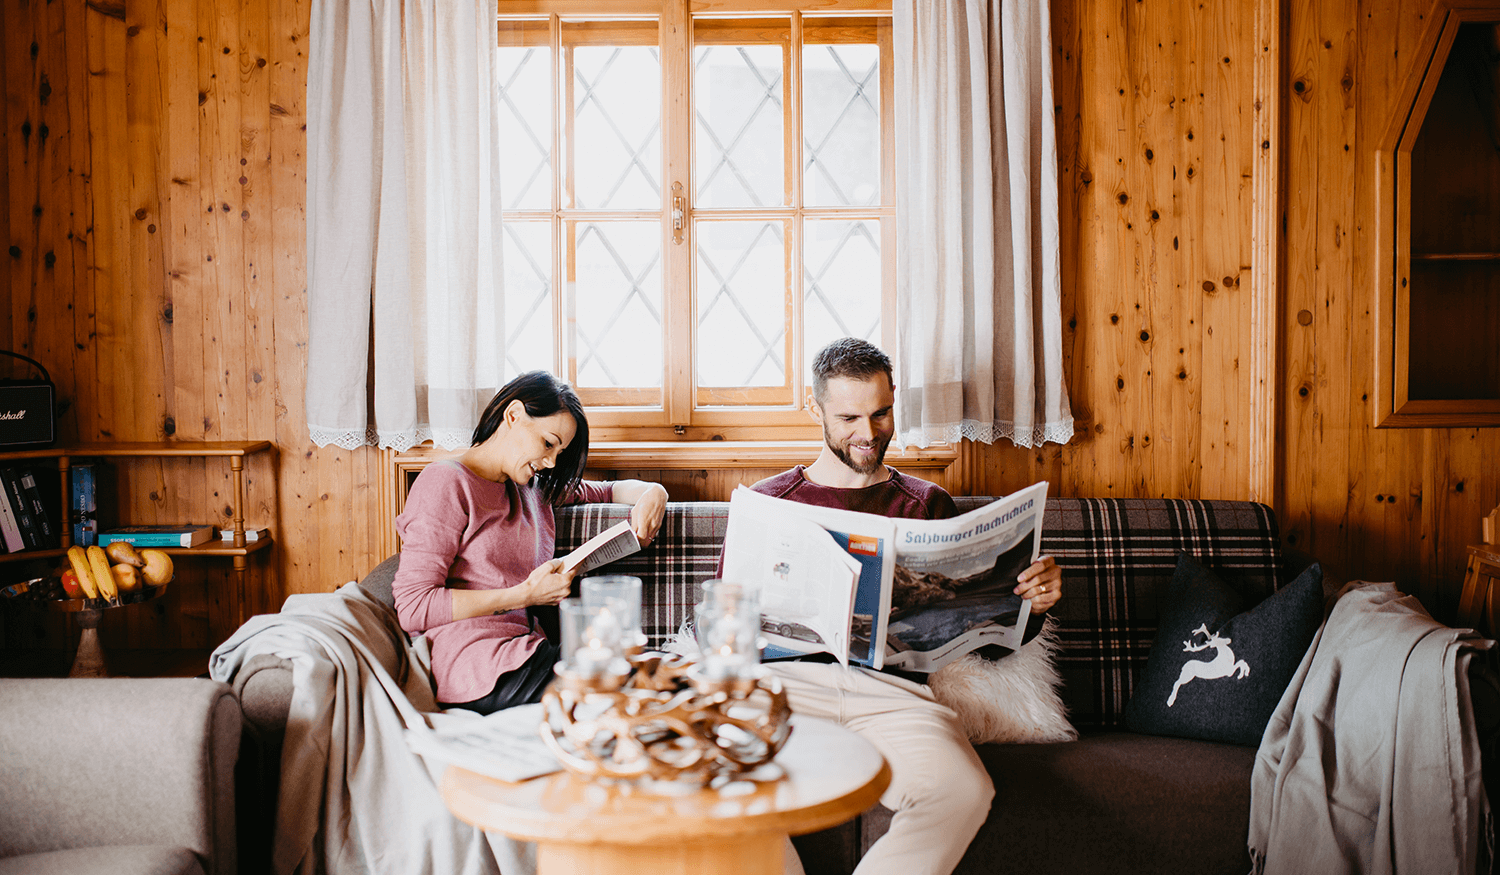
[2,0,1491,653]
[1279,0,1500,621]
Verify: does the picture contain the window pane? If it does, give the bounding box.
[501,221,554,380]
[572,221,663,391]
[694,40,786,208]
[803,218,881,377]
[497,46,553,212]
[803,44,880,207]
[571,43,662,209]
[695,220,790,389]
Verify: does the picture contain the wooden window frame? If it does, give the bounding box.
[497,0,907,445]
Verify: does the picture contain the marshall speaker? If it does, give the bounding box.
[0,351,55,448]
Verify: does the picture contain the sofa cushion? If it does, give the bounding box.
[951,732,1257,875]
[1123,555,1324,746]
[0,845,204,875]
[956,497,1285,729]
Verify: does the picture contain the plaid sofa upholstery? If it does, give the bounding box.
[553,501,729,648]
[556,496,1283,731]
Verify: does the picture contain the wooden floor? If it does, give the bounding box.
[0,647,212,678]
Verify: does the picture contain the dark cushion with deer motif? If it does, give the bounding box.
[1124,554,1324,746]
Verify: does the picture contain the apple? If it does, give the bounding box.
[59,569,84,599]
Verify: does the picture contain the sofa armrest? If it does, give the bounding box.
[0,677,240,875]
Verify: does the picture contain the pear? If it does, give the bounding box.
[105,541,146,567]
[112,562,142,593]
[139,549,174,590]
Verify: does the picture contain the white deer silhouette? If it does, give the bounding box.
[1167,623,1250,706]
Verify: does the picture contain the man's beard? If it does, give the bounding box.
[825,424,891,475]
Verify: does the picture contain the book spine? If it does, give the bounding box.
[0,477,24,552]
[71,464,97,548]
[3,469,39,550]
[97,532,195,547]
[19,469,53,545]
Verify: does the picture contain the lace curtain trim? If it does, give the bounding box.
[898,418,1075,451]
[308,425,474,452]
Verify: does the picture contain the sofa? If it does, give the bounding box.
[231,495,1378,875]
[0,677,242,875]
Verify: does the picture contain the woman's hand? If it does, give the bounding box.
[1014,555,1062,613]
[613,480,668,547]
[522,558,575,607]
[629,483,668,547]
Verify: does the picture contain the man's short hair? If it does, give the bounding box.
[812,337,893,404]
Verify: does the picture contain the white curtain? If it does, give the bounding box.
[893,0,1073,449]
[305,0,505,451]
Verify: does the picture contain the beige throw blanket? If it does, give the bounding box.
[1248,581,1492,874]
[211,582,533,875]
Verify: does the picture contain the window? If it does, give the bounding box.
[495,1,894,440]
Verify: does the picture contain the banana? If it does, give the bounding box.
[86,545,119,603]
[66,545,99,600]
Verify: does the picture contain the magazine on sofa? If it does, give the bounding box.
[720,481,1047,673]
[405,703,562,782]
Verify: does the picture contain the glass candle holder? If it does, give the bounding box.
[559,598,588,667]
[695,579,762,680]
[582,575,645,651]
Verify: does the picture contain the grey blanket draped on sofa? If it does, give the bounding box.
[1248,581,1493,874]
[210,583,532,875]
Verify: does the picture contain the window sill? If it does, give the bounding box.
[585,440,957,471]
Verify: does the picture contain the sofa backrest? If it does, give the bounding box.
[555,496,1283,731]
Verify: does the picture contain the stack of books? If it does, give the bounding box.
[97,524,217,548]
[0,466,58,553]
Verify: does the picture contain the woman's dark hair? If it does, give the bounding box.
[472,371,589,505]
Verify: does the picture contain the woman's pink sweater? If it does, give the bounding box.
[393,460,613,703]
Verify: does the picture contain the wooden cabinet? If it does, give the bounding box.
[0,441,274,625]
[1375,9,1500,427]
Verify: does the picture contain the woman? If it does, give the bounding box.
[393,371,668,714]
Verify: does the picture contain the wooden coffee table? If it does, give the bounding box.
[441,714,890,875]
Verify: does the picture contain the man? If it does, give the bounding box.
[752,337,1062,875]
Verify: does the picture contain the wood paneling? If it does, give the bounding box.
[0,0,1493,654]
[1280,0,1500,620]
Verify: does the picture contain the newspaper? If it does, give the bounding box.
[720,481,1047,673]
[404,703,562,782]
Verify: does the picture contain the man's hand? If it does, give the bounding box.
[1014,555,1062,613]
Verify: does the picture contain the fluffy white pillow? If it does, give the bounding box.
[928,616,1077,744]
[665,616,1076,745]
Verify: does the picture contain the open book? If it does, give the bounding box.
[720,481,1048,673]
[560,519,641,574]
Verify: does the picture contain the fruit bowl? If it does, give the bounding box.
[48,581,171,613]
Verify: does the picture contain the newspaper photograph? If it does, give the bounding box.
[721,487,893,668]
[882,481,1048,672]
[720,481,1049,675]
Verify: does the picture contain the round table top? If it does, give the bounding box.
[442,714,890,846]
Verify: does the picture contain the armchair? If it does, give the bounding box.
[0,678,241,875]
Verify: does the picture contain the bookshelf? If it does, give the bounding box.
[0,441,275,625]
